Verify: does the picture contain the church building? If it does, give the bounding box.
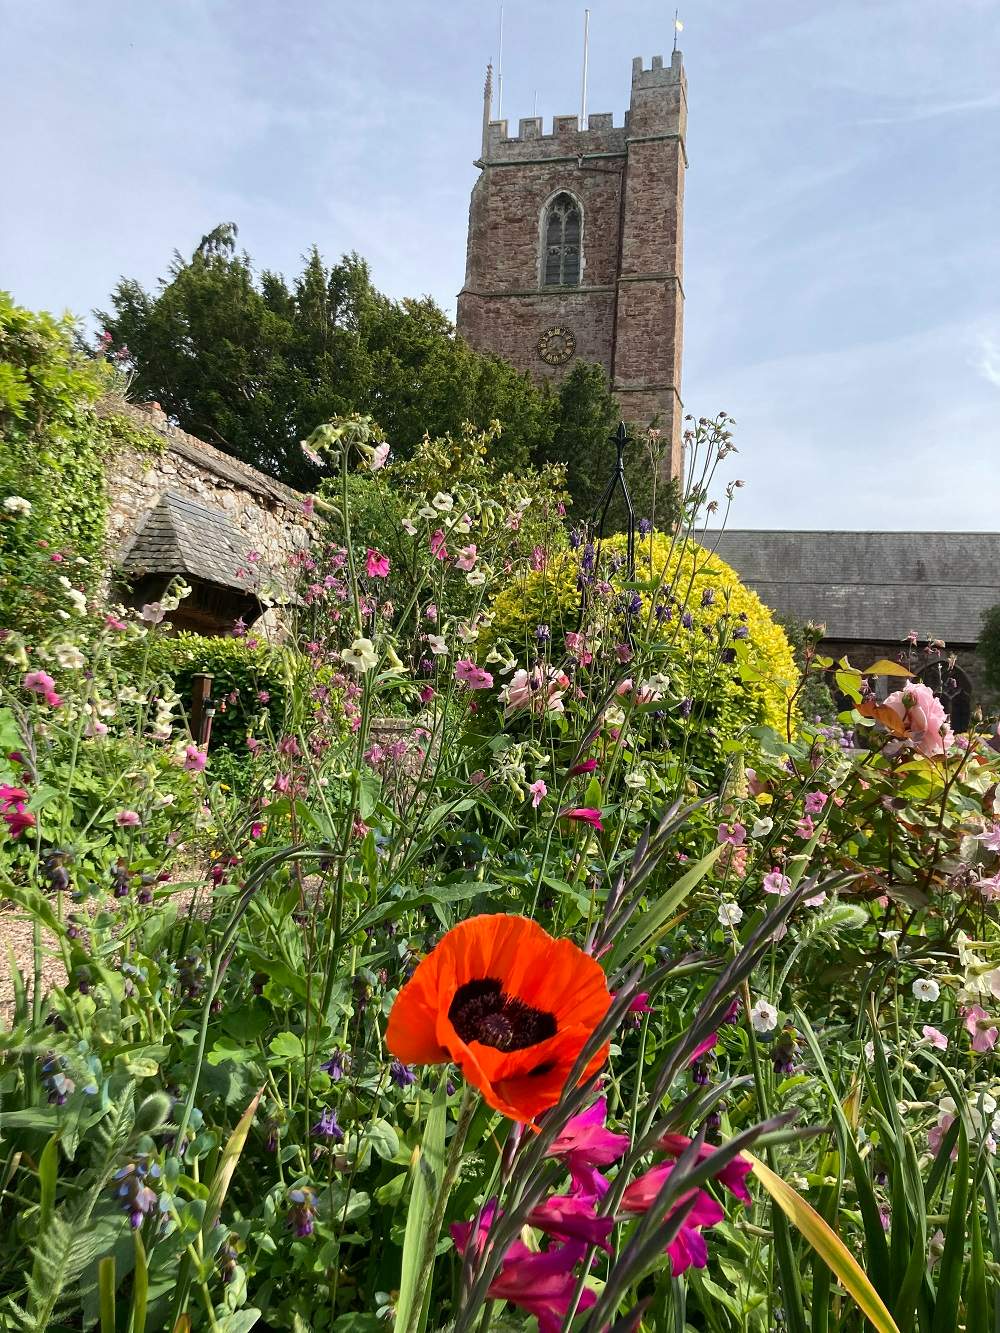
[456,52,687,478]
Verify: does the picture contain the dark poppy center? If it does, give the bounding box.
[449,977,557,1052]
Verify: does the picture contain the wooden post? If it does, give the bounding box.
[191,673,214,748]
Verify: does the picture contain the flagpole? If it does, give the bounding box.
[497,2,504,120]
[580,8,590,126]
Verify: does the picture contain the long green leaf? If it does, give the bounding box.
[130,1231,148,1333]
[37,1133,59,1231]
[394,1074,448,1333]
[931,1121,968,1333]
[610,844,724,966]
[967,1194,987,1333]
[747,1153,901,1333]
[202,1087,262,1248]
[98,1255,116,1333]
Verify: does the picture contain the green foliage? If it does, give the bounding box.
[978,603,1000,697]
[779,616,838,722]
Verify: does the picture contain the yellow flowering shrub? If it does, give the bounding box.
[488,529,799,769]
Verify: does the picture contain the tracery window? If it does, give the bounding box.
[543,193,582,287]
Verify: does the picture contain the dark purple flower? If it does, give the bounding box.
[569,528,585,550]
[113,1156,160,1229]
[655,603,672,624]
[535,623,551,643]
[390,1059,417,1088]
[321,1050,346,1081]
[679,697,694,718]
[733,624,749,640]
[681,612,694,630]
[639,518,652,536]
[701,588,716,608]
[311,1107,344,1141]
[287,1186,317,1237]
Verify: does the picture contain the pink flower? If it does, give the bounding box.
[794,814,815,838]
[621,1165,725,1276]
[454,659,493,690]
[1,786,35,840]
[562,807,604,833]
[365,548,390,579]
[430,529,448,560]
[419,685,435,703]
[104,614,127,631]
[526,1194,614,1252]
[500,666,568,716]
[922,1025,949,1050]
[763,869,793,897]
[804,790,828,815]
[184,745,207,772]
[629,992,653,1015]
[370,442,390,471]
[568,757,598,777]
[303,496,315,517]
[964,1005,999,1053]
[528,779,547,808]
[882,681,955,757]
[116,810,141,827]
[927,1113,956,1158]
[250,822,264,839]
[22,670,56,695]
[547,1098,629,1200]
[483,1241,596,1333]
[455,544,478,571]
[979,824,1000,853]
[717,822,746,847]
[530,545,546,571]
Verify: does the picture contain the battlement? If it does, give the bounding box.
[485,110,628,159]
[631,51,685,90]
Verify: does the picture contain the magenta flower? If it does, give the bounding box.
[547,1098,629,1199]
[658,1133,753,1205]
[116,810,141,827]
[562,807,604,833]
[430,529,448,560]
[454,659,493,690]
[794,814,816,838]
[629,992,653,1016]
[621,1165,725,1276]
[1,787,35,840]
[964,1005,999,1053]
[568,757,598,777]
[804,790,828,815]
[184,745,207,772]
[717,821,746,846]
[486,1241,597,1333]
[22,670,56,695]
[365,548,390,579]
[526,1194,615,1252]
[529,778,547,808]
[419,685,435,703]
[250,822,264,839]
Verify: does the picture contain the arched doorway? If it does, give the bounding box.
[918,658,972,734]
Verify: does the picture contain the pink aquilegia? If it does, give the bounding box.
[528,779,547,808]
[365,548,390,579]
[454,660,493,690]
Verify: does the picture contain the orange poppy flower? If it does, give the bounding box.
[386,914,612,1123]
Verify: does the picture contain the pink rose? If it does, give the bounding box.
[882,681,955,757]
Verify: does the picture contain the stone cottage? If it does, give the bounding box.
[104,402,315,636]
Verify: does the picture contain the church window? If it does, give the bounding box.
[543,193,582,287]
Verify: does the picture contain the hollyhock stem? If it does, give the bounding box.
[403,1083,478,1333]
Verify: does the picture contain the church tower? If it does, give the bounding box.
[456,52,687,478]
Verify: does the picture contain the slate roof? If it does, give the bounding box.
[699,530,1000,646]
[118,491,264,593]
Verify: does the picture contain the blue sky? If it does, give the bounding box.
[3,0,999,529]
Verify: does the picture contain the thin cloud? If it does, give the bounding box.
[978,335,1000,390]
[860,90,1000,124]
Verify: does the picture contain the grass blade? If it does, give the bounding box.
[98,1255,116,1333]
[609,844,723,967]
[395,1073,448,1333]
[930,1122,968,1333]
[130,1231,148,1333]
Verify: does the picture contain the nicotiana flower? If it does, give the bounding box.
[427,634,449,656]
[455,659,493,690]
[466,569,487,586]
[116,810,141,827]
[365,548,390,579]
[964,1005,999,1053]
[369,441,390,470]
[750,999,779,1033]
[455,544,478,571]
[528,778,547,808]
[763,869,792,897]
[979,823,1000,853]
[431,491,454,512]
[401,517,417,536]
[3,495,31,515]
[53,643,85,669]
[342,638,378,672]
[912,978,941,1003]
[718,900,744,927]
[921,1025,949,1050]
[184,745,207,772]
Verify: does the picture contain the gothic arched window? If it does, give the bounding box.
[543,193,582,287]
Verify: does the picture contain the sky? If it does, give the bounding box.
[2,0,999,530]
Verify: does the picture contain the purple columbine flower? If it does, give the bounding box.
[701,588,716,607]
[535,623,551,643]
[581,543,596,574]
[639,518,652,536]
[287,1186,317,1237]
[311,1107,344,1141]
[390,1059,417,1088]
[569,528,585,550]
[679,697,694,718]
[733,624,749,640]
[321,1050,346,1081]
[655,603,672,623]
[626,591,643,616]
[681,611,694,630]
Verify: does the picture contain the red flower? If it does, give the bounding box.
[386,915,612,1122]
[561,807,604,833]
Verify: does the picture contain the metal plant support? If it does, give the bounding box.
[577,420,637,632]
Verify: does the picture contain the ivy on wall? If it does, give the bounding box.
[0,293,161,632]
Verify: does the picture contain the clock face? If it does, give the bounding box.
[537,325,576,367]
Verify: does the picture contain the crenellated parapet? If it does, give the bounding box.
[483,112,628,161]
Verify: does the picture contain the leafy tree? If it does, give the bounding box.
[979,604,1000,696]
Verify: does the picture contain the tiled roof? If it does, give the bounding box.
[699,530,1000,646]
[118,491,265,592]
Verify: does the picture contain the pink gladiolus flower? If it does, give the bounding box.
[365,548,390,579]
[184,745,207,772]
[804,790,828,815]
[547,1097,630,1200]
[526,1195,614,1252]
[964,1005,999,1053]
[568,757,598,777]
[455,544,478,571]
[23,670,56,695]
[629,992,653,1015]
[717,822,746,846]
[562,807,604,833]
[882,681,955,757]
[621,1164,725,1276]
[430,529,448,560]
[116,810,141,827]
[486,1241,596,1333]
[689,1033,717,1063]
[454,659,493,690]
[658,1133,754,1205]
[529,779,547,808]
[922,1025,949,1050]
[763,869,793,897]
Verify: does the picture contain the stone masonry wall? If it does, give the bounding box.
[104,403,316,633]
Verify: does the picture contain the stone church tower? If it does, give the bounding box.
[456,52,687,477]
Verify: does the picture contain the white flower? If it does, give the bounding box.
[751,816,774,839]
[342,637,378,672]
[54,643,85,669]
[604,704,626,728]
[644,672,671,693]
[457,622,479,643]
[623,771,646,789]
[718,901,744,927]
[912,978,941,1003]
[3,495,31,515]
[426,634,449,655]
[369,442,390,471]
[417,504,437,519]
[453,514,472,535]
[431,492,454,513]
[401,517,418,536]
[750,999,779,1033]
[516,496,532,511]
[466,570,487,587]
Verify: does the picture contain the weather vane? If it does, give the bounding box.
[673,8,683,53]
